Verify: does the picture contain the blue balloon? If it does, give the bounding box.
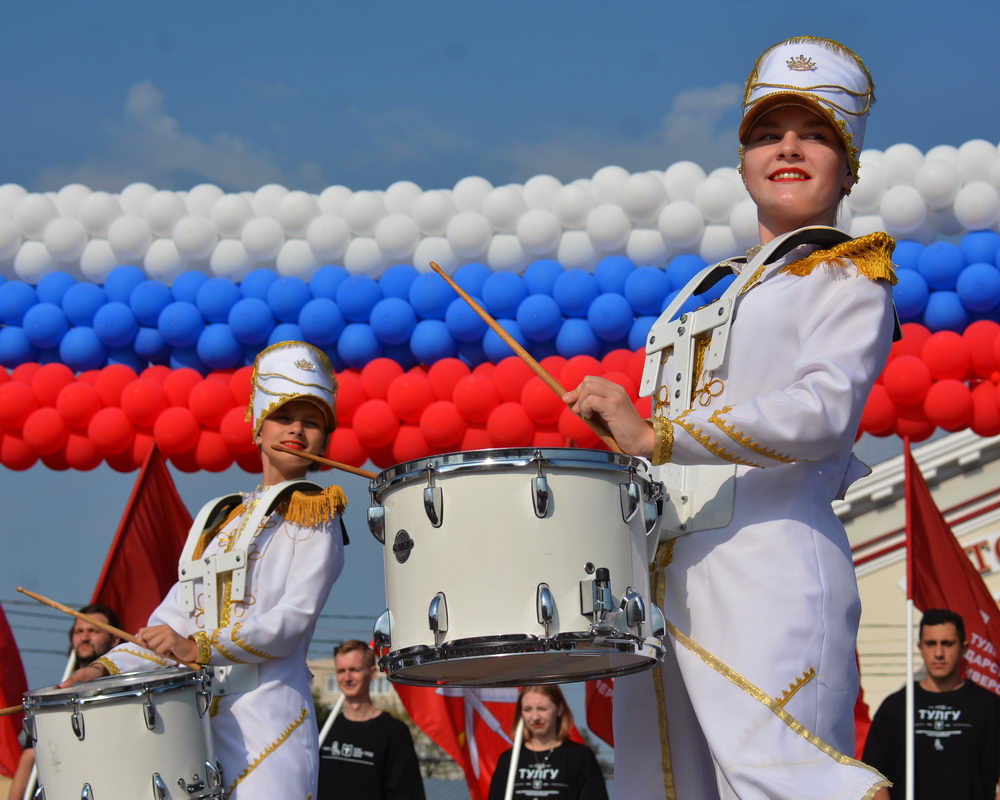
[197,324,243,369]
[61,283,106,326]
[483,272,528,319]
[528,338,558,360]
[701,272,736,303]
[228,298,275,344]
[962,230,1000,266]
[411,319,457,364]
[922,291,968,332]
[319,346,346,373]
[893,240,924,271]
[158,301,204,348]
[553,271,599,318]
[134,327,170,362]
[445,296,488,342]
[22,303,69,349]
[0,281,37,325]
[335,275,382,323]
[624,266,669,315]
[918,242,964,290]
[59,327,107,371]
[516,294,562,341]
[36,272,75,305]
[892,269,930,320]
[556,318,600,358]
[408,273,454,320]
[93,302,139,348]
[600,337,631,357]
[0,327,35,367]
[298,298,346,346]
[309,265,349,299]
[379,265,419,300]
[107,347,144,372]
[338,323,383,368]
[667,254,708,291]
[241,268,279,300]
[196,278,242,323]
[629,316,657,350]
[383,342,417,371]
[457,339,486,366]
[103,265,145,303]
[129,280,173,326]
[483,319,526,362]
[595,255,636,294]
[588,293,633,342]
[267,277,312,323]
[454,263,492,297]
[171,271,209,304]
[267,323,305,347]
[524,259,564,295]
[370,297,417,345]
[170,346,207,373]
[957,263,1000,313]
[37,348,61,365]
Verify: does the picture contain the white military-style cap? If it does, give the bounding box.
[246,340,337,437]
[740,36,874,179]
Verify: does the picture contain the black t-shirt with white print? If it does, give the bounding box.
[488,740,608,800]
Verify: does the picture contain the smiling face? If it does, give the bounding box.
[256,399,329,483]
[742,104,853,241]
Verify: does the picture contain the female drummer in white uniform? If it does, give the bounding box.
[565,37,895,798]
[64,341,347,800]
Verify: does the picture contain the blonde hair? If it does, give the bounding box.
[516,685,574,743]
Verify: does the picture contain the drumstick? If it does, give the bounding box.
[16,587,201,672]
[0,704,21,717]
[271,444,377,479]
[428,261,623,453]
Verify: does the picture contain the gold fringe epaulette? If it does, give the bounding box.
[282,485,347,527]
[780,231,898,285]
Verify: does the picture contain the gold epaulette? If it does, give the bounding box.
[779,231,897,285]
[282,485,348,527]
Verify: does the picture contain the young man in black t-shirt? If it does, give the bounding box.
[318,640,425,800]
[863,609,1000,800]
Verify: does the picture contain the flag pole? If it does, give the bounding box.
[903,437,915,800]
[318,692,347,748]
[503,717,525,800]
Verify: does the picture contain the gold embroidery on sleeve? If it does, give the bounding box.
[231,622,274,660]
[776,667,817,708]
[190,631,212,665]
[94,656,120,676]
[708,405,800,464]
[225,707,309,798]
[210,628,250,664]
[117,648,170,667]
[651,416,674,466]
[673,410,763,467]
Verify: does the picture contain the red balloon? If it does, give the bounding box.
[894,402,934,442]
[561,355,603,392]
[603,370,638,398]
[539,356,567,383]
[229,365,254,406]
[31,363,74,407]
[923,379,972,431]
[154,406,201,455]
[368,443,397,470]
[56,382,101,430]
[533,430,567,448]
[205,369,232,384]
[0,381,38,431]
[65,434,102,470]
[0,368,7,385]
[360,359,404,401]
[493,358,534,403]
[353,399,400,448]
[170,449,200,473]
[132,432,154,465]
[860,384,896,436]
[487,402,535,447]
[889,323,931,362]
[387,372,435,423]
[393,425,431,463]
[219,406,255,454]
[235,450,263,474]
[78,369,101,386]
[419,401,466,450]
[336,371,365,425]
[120,379,168,428]
[163,368,202,407]
[922,331,970,381]
[95,364,139,406]
[327,427,366,468]
[557,407,601,448]
[140,365,170,384]
[627,349,647,390]
[460,427,491,450]
[1,435,36,470]
[23,408,69,455]
[970,382,1000,437]
[41,449,69,471]
[195,430,233,472]
[189,380,232,428]
[427,359,470,401]
[105,447,138,473]
[882,355,932,406]
[601,348,633,374]
[963,320,1000,379]
[453,374,500,424]
[473,362,496,378]
[88,407,136,455]
[11,363,40,385]
[633,396,652,418]
[521,377,564,425]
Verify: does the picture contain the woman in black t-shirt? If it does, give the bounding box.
[488,685,608,800]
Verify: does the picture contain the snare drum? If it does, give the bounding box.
[369,447,666,686]
[23,667,222,799]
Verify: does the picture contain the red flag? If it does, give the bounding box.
[0,603,28,778]
[905,443,1000,695]
[90,446,192,634]
[585,678,614,746]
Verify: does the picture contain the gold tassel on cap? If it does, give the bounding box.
[282,485,348,527]
[780,232,897,285]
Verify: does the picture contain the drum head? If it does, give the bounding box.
[25,667,200,706]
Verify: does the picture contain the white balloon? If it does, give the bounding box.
[694,176,739,224]
[210,194,255,239]
[209,240,254,281]
[107,215,153,262]
[709,166,745,190]
[881,143,924,186]
[516,208,561,256]
[119,182,157,215]
[930,206,963,237]
[173,215,219,260]
[411,190,457,236]
[925,144,959,164]
[663,161,706,202]
[318,185,353,215]
[590,165,630,205]
[556,230,599,271]
[879,185,927,235]
[0,184,27,217]
[482,186,528,234]
[413,236,458,274]
[55,183,92,217]
[586,204,631,252]
[276,239,319,278]
[627,229,670,267]
[144,239,186,282]
[622,173,668,225]
[835,200,854,232]
[523,174,562,209]
[12,241,52,281]
[14,193,59,240]
[343,237,385,275]
[956,139,998,183]
[445,211,491,259]
[342,190,388,236]
[43,216,88,263]
[252,184,290,218]
[0,216,20,261]
[143,190,188,237]
[847,162,887,214]
[849,214,885,239]
[486,234,527,272]
[954,181,1000,231]
[914,159,961,210]
[698,225,737,264]
[729,199,759,251]
[552,184,595,230]
[274,190,320,237]
[384,181,423,215]
[307,215,351,263]
[452,176,493,212]
[990,160,1000,194]
[186,183,224,216]
[375,213,420,261]
[241,217,285,262]
[79,239,118,282]
[78,192,123,237]
[657,200,704,249]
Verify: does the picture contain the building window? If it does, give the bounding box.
[325,674,338,694]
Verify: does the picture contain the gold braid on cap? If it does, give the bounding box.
[245,341,339,436]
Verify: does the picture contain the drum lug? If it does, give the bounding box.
[373,608,392,655]
[32,786,45,800]
[428,592,449,644]
[196,684,211,718]
[620,479,640,523]
[367,505,386,543]
[536,583,555,638]
[531,453,550,518]
[177,771,206,793]
[580,567,615,631]
[71,699,85,741]
[621,587,646,637]
[206,760,223,789]
[423,486,444,527]
[143,688,157,731]
[152,772,168,799]
[649,602,667,639]
[81,784,94,800]
[22,712,36,745]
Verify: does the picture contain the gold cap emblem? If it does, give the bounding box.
[786,54,817,71]
[294,359,316,372]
